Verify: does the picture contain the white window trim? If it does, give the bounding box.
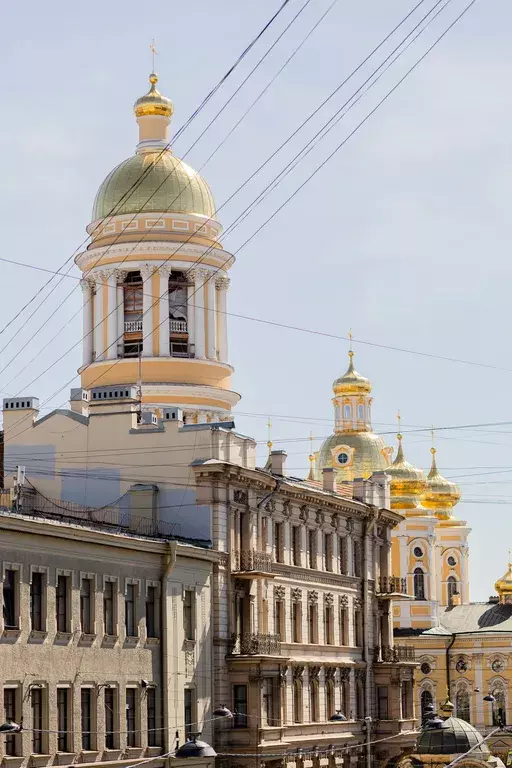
[145,580,161,598]
[125,578,141,595]
[2,562,22,579]
[30,566,49,582]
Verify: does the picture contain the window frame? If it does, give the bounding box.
[126,688,138,747]
[57,687,71,753]
[233,684,248,728]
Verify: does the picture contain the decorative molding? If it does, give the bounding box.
[274,585,286,601]
[339,595,349,609]
[339,667,351,682]
[140,263,155,281]
[308,590,319,605]
[215,276,230,291]
[308,665,320,680]
[324,666,336,681]
[324,592,334,606]
[293,665,305,680]
[291,588,302,603]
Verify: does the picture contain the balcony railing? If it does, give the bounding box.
[377,645,416,663]
[170,319,187,333]
[377,576,408,595]
[230,633,281,656]
[125,319,143,333]
[233,550,273,574]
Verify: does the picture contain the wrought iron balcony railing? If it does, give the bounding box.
[376,645,416,663]
[230,633,281,656]
[233,550,273,574]
[377,576,408,595]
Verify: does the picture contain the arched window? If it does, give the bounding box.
[414,568,426,600]
[456,688,470,722]
[310,680,319,722]
[421,689,433,720]
[343,404,351,420]
[447,576,458,606]
[357,404,364,420]
[293,679,303,723]
[493,687,507,726]
[325,679,335,720]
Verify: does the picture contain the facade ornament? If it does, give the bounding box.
[324,592,334,606]
[140,263,155,280]
[215,275,230,291]
[339,595,349,609]
[234,579,246,593]
[114,268,128,284]
[308,665,320,680]
[274,585,286,601]
[308,590,319,605]
[325,666,336,681]
[355,668,366,683]
[291,588,302,603]
[233,489,248,505]
[353,598,362,610]
[282,500,291,518]
[265,499,275,515]
[316,510,324,526]
[278,665,289,687]
[299,505,308,523]
[158,264,173,278]
[346,518,354,533]
[80,277,95,293]
[293,665,305,680]
[339,667,351,682]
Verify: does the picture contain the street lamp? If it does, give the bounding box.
[0,721,21,733]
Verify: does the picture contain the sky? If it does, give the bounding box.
[0,0,511,600]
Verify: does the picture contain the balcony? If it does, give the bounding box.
[376,575,410,599]
[170,319,187,333]
[232,550,274,578]
[125,319,143,333]
[375,645,416,663]
[229,632,281,657]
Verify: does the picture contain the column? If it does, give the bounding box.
[207,274,216,359]
[215,276,230,363]
[116,270,127,357]
[80,278,94,367]
[140,264,154,357]
[187,280,195,352]
[158,266,171,357]
[190,269,207,359]
[93,272,105,362]
[106,270,118,360]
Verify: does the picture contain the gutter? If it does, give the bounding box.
[162,540,177,753]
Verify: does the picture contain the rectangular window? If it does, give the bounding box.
[377,685,389,720]
[273,522,283,563]
[184,689,195,739]
[126,689,137,747]
[81,689,93,750]
[262,678,277,727]
[353,540,362,577]
[125,584,136,637]
[31,688,44,754]
[233,685,248,728]
[323,533,332,572]
[105,688,116,749]
[292,526,301,566]
[146,586,157,638]
[103,581,115,636]
[57,689,70,752]
[183,590,195,640]
[324,605,334,645]
[308,604,318,644]
[354,609,363,647]
[340,606,349,645]
[4,688,18,756]
[3,570,17,629]
[56,575,69,633]
[147,688,157,747]
[292,601,302,643]
[339,537,348,575]
[308,530,316,570]
[80,578,93,634]
[30,573,44,631]
[275,600,284,640]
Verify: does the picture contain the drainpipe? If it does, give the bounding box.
[161,540,177,753]
[445,633,456,704]
[363,506,379,768]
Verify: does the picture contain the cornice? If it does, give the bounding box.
[271,564,360,591]
[75,242,235,271]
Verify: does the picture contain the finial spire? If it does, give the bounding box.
[429,425,438,475]
[307,431,315,481]
[397,410,402,441]
[348,328,354,359]
[150,39,158,72]
[267,417,273,455]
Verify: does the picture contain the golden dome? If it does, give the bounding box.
[385,434,427,510]
[92,150,215,221]
[495,561,512,599]
[332,351,371,395]
[421,447,461,518]
[318,431,391,482]
[134,73,173,118]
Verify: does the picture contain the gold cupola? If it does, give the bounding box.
[495,558,512,604]
[332,350,371,396]
[385,419,427,510]
[421,446,461,519]
[134,72,174,118]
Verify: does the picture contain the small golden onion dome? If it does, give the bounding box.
[440,695,455,716]
[332,351,371,396]
[385,434,427,510]
[495,561,512,601]
[421,447,461,518]
[134,73,173,118]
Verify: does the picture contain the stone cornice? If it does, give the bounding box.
[75,241,235,271]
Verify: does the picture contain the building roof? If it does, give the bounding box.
[416,717,489,756]
[421,601,512,635]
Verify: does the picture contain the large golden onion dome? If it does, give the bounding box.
[385,433,427,510]
[318,431,391,482]
[91,73,216,222]
[495,560,512,604]
[332,351,371,395]
[421,447,461,518]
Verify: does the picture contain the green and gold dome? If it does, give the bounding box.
[92,74,216,222]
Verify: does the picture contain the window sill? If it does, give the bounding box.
[124,747,143,758]
[79,633,96,646]
[124,635,139,646]
[55,631,73,644]
[145,747,162,757]
[28,630,47,643]
[79,750,100,762]
[102,749,122,760]
[3,757,24,766]
[102,634,118,647]
[54,753,75,765]
[145,636,160,646]
[29,754,51,767]
[2,628,21,640]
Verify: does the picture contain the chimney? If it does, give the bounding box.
[322,468,337,493]
[270,450,287,476]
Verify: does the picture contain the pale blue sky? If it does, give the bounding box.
[0,0,510,599]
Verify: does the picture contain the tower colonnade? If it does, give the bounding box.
[80,264,230,367]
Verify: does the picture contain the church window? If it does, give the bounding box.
[413,546,424,558]
[447,576,458,606]
[337,452,349,466]
[493,688,507,726]
[343,405,351,420]
[420,662,431,676]
[447,555,457,567]
[420,689,433,720]
[456,689,470,722]
[357,405,364,420]
[413,568,426,600]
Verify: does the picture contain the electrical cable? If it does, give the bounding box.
[2,0,472,447]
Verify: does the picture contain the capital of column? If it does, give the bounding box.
[158,265,173,278]
[215,276,230,291]
[114,269,128,284]
[80,278,94,294]
[188,267,210,285]
[140,263,155,281]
